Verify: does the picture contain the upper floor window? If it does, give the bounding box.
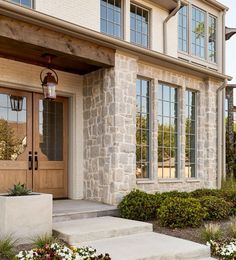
[208,15,217,63]
[158,84,178,179]
[9,0,33,8]
[136,78,150,179]
[178,5,217,63]
[192,6,205,59]
[130,3,149,48]
[185,90,196,178]
[178,6,188,53]
[100,0,122,38]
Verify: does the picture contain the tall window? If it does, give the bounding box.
[130,4,149,48]
[192,6,205,59]
[185,90,196,178]
[208,15,217,63]
[136,79,150,178]
[178,6,188,53]
[158,84,178,179]
[100,0,122,38]
[10,0,33,8]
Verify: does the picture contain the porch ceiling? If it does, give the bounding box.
[0,15,115,75]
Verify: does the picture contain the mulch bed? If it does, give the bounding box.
[149,219,232,244]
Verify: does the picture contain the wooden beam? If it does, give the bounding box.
[0,15,115,68]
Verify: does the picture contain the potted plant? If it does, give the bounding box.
[0,183,52,244]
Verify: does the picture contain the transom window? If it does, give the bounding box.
[178,6,188,52]
[178,5,217,63]
[136,78,150,179]
[130,3,149,48]
[9,0,33,8]
[192,6,205,59]
[157,84,178,179]
[100,0,122,38]
[185,90,196,178]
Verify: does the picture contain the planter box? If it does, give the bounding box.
[0,193,52,244]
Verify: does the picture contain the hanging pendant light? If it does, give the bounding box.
[10,95,23,111]
[40,54,58,100]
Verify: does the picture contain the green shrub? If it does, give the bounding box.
[199,196,230,220]
[118,190,160,221]
[157,197,206,228]
[8,183,31,196]
[0,236,16,260]
[157,191,190,202]
[190,188,222,198]
[220,190,236,215]
[201,223,223,242]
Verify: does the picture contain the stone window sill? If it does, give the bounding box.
[136,179,155,184]
[186,179,201,183]
[158,179,184,184]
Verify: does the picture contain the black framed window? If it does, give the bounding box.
[100,0,122,38]
[185,90,196,178]
[136,78,150,178]
[10,0,33,8]
[157,84,178,178]
[130,3,149,48]
[178,6,188,53]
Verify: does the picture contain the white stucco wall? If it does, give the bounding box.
[34,0,100,31]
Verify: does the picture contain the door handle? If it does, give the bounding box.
[28,151,32,170]
[34,152,38,171]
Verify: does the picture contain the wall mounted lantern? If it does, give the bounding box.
[40,54,58,100]
[10,95,23,112]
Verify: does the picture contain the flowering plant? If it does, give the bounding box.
[208,239,236,259]
[15,243,111,260]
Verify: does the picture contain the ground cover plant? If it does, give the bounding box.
[118,188,236,259]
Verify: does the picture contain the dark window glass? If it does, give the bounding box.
[100,0,122,38]
[10,0,32,8]
[178,6,188,52]
[158,84,178,178]
[136,79,150,178]
[130,3,149,48]
[208,15,217,63]
[185,90,196,178]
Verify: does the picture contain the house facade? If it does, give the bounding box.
[0,0,230,205]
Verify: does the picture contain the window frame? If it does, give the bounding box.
[184,89,197,179]
[178,4,218,65]
[100,0,124,39]
[178,5,189,53]
[9,0,34,8]
[136,77,152,179]
[130,2,150,48]
[157,82,180,179]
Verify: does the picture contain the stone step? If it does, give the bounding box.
[53,216,153,244]
[76,232,211,260]
[53,200,119,222]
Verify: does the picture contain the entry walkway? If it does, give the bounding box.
[53,216,216,260]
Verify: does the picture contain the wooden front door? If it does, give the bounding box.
[0,88,68,198]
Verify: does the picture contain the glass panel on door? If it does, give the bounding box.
[38,99,63,161]
[0,94,27,161]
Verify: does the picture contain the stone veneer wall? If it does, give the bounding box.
[83,52,223,205]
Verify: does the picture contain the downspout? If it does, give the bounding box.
[216,10,227,189]
[163,0,182,54]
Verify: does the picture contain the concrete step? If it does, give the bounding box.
[53,200,119,222]
[53,216,153,244]
[76,232,212,260]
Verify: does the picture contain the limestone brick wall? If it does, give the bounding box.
[83,53,137,204]
[83,52,222,205]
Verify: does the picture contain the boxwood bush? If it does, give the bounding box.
[118,190,161,221]
[199,196,231,220]
[190,189,222,198]
[220,190,236,215]
[157,197,206,228]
